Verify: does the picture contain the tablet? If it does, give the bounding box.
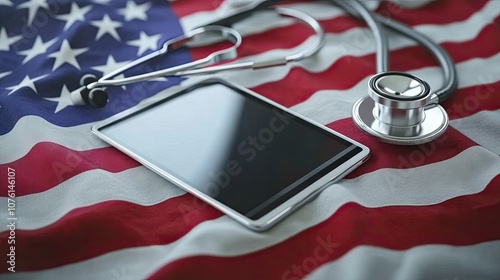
[92,79,369,231]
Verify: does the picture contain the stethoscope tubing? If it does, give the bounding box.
[199,0,457,104]
[332,0,457,103]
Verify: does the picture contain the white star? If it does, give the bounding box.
[18,36,57,63]
[7,74,47,95]
[118,1,151,21]
[55,3,92,31]
[48,40,88,70]
[0,0,13,6]
[0,27,22,51]
[92,55,131,90]
[92,55,131,75]
[127,31,162,56]
[45,85,73,113]
[90,14,122,41]
[17,0,49,26]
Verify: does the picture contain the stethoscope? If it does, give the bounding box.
[72,0,458,146]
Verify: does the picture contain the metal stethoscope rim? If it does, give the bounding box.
[351,72,449,146]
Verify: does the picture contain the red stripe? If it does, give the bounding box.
[0,142,140,197]
[148,174,500,280]
[443,81,500,120]
[170,0,224,18]
[375,0,489,26]
[189,22,315,62]
[328,120,478,179]
[250,23,500,108]
[170,0,311,19]
[0,194,222,271]
[0,120,480,271]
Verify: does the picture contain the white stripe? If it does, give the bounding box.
[0,116,106,164]
[202,0,500,88]
[318,147,499,209]
[0,166,185,230]
[306,241,500,280]
[291,53,500,125]
[451,109,500,155]
[7,146,500,279]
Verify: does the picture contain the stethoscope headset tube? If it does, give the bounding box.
[70,6,325,108]
[71,25,243,108]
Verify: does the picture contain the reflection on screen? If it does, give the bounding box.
[100,83,360,219]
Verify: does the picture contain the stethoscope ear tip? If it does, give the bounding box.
[88,88,109,108]
[80,74,98,87]
[69,79,108,108]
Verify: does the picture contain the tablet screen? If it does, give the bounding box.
[99,82,362,219]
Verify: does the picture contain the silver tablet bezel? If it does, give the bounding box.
[92,78,370,231]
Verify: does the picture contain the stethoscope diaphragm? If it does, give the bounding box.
[352,72,449,145]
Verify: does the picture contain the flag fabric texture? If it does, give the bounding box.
[0,0,499,279]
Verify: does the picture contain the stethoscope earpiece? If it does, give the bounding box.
[352,72,449,145]
[69,74,109,108]
[68,7,325,109]
[87,88,108,108]
[80,74,98,87]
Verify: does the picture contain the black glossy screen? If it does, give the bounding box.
[100,82,361,219]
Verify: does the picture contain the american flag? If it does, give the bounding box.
[0,0,499,279]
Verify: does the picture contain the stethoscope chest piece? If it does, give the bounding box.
[352,72,449,145]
